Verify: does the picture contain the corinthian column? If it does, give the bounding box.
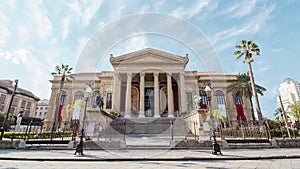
[139,72,145,117]
[112,72,120,113]
[154,72,160,117]
[125,72,132,117]
[179,73,187,113]
[167,73,174,117]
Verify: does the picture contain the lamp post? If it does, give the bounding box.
[204,82,222,155]
[0,79,18,140]
[74,83,92,155]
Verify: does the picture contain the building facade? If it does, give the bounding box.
[278,78,300,124]
[278,78,300,112]
[35,99,49,119]
[45,48,252,131]
[0,79,40,117]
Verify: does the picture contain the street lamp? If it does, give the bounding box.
[0,79,18,140]
[74,82,92,155]
[204,82,222,155]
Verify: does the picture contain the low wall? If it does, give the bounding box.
[174,139,300,148]
[276,139,300,148]
[175,140,222,148]
[0,140,21,149]
[73,140,121,149]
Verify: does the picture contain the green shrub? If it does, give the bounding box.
[3,131,72,139]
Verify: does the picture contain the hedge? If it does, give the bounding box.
[3,131,73,139]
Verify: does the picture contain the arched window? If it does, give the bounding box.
[215,90,226,117]
[60,91,67,105]
[214,90,225,105]
[91,91,101,109]
[234,97,243,105]
[199,90,208,108]
[73,91,84,103]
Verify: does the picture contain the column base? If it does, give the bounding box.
[124,115,131,118]
[154,114,160,118]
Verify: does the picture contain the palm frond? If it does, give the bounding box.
[234,50,242,55]
[235,45,243,49]
[236,52,244,60]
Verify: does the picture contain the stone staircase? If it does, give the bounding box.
[108,117,191,136]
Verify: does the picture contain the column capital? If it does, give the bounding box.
[166,72,173,77]
[127,72,132,77]
[114,72,120,77]
[154,72,159,77]
[140,72,145,76]
[179,72,185,77]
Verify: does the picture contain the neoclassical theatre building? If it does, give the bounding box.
[45,48,252,133]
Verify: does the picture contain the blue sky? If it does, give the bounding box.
[0,0,299,119]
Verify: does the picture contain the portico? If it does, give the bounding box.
[110,48,189,118]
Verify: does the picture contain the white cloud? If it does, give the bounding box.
[213,3,276,51]
[172,0,214,19]
[110,36,147,56]
[18,26,30,41]
[250,4,276,34]
[230,0,259,18]
[0,40,6,45]
[62,17,71,40]
[272,48,282,53]
[36,14,52,39]
[8,0,16,9]
[151,0,167,10]
[23,0,53,39]
[0,26,11,43]
[0,48,31,64]
[65,0,104,26]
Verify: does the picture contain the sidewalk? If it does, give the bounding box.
[0,148,300,161]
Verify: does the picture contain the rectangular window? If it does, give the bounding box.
[106,93,112,109]
[9,107,15,115]
[21,100,26,108]
[26,102,32,110]
[40,107,43,110]
[0,105,4,111]
[44,112,47,116]
[0,94,6,104]
[24,110,30,116]
[12,98,19,106]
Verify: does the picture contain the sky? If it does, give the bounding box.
[0,0,299,119]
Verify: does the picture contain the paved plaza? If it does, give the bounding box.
[0,148,300,169]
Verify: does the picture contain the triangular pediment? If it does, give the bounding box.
[110,48,189,67]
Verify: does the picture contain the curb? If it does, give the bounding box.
[1,155,300,162]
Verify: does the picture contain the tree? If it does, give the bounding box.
[227,73,266,123]
[291,101,300,122]
[234,40,263,125]
[0,112,15,131]
[274,107,283,120]
[51,64,74,132]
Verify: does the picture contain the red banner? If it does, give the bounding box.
[57,104,63,121]
[236,104,245,120]
[200,104,207,109]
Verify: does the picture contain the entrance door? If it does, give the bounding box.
[144,88,154,117]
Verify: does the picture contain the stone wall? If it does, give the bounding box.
[0,140,20,149]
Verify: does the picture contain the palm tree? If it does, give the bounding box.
[274,107,283,120]
[227,73,266,123]
[51,64,74,134]
[234,40,263,125]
